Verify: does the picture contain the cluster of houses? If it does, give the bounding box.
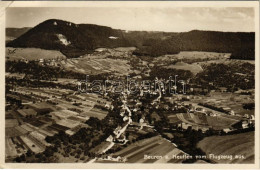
[98,155,126,162]
[17,57,65,67]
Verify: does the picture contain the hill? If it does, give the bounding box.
[7,19,131,58]
[6,27,31,38]
[7,19,255,59]
[6,27,31,43]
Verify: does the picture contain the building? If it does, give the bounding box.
[250,115,255,120]
[242,121,249,129]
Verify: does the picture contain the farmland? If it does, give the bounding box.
[58,56,132,75]
[168,112,240,130]
[5,83,111,161]
[153,51,230,63]
[97,136,188,163]
[5,55,255,163]
[197,132,254,163]
[153,51,231,67]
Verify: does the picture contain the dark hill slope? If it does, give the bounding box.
[134,30,255,59]
[7,19,131,57]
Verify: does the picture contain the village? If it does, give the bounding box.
[5,62,255,163]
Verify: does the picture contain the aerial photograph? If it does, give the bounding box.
[5,6,255,164]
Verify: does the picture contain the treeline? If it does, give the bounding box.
[149,66,193,80]
[193,63,255,90]
[243,103,255,110]
[133,30,255,59]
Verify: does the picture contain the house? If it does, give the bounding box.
[242,121,249,129]
[105,103,111,109]
[113,126,122,136]
[223,128,233,133]
[106,135,114,142]
[229,110,235,115]
[178,123,191,130]
[139,118,144,124]
[133,108,138,112]
[223,107,232,112]
[209,112,217,117]
[201,127,209,133]
[243,114,250,119]
[148,63,155,67]
[123,116,129,122]
[195,107,205,113]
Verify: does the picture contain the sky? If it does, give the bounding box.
[6,7,255,32]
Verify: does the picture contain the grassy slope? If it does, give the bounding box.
[6,47,66,61]
[197,132,254,163]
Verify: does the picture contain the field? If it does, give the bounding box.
[114,47,136,52]
[6,127,23,137]
[197,132,254,163]
[6,119,19,128]
[6,47,66,61]
[207,92,255,116]
[51,110,79,119]
[164,62,203,75]
[154,51,230,63]
[170,51,231,60]
[6,138,18,158]
[56,119,80,129]
[196,58,255,66]
[59,56,132,75]
[107,136,187,163]
[81,107,108,120]
[20,135,45,154]
[168,112,240,130]
[152,51,232,75]
[90,141,112,154]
